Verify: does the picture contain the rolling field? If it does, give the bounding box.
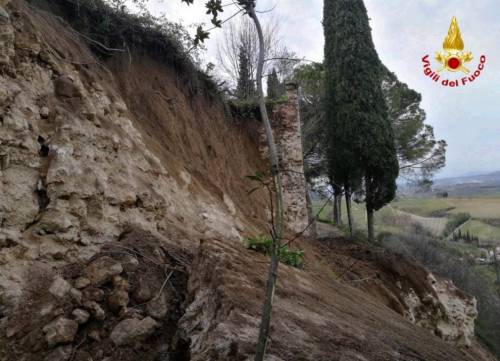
[313,196,500,243]
[453,219,500,246]
[391,197,500,219]
[392,208,448,236]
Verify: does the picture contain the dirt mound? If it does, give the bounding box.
[1,227,495,361]
[180,237,494,361]
[310,237,477,344]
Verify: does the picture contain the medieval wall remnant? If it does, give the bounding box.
[259,83,312,236]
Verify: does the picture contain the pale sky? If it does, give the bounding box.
[138,0,500,178]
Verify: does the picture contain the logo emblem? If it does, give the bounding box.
[421,16,486,87]
[435,17,473,73]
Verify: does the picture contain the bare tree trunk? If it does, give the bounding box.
[337,192,343,225]
[367,207,374,242]
[248,4,284,361]
[332,183,341,225]
[333,192,339,225]
[345,188,354,237]
[305,183,317,238]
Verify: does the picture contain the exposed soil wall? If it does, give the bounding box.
[0,1,497,360]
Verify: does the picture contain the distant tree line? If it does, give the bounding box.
[451,230,479,245]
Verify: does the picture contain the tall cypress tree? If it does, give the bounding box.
[236,45,255,100]
[266,68,281,100]
[323,0,399,241]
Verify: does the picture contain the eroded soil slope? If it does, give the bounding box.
[0,1,497,360]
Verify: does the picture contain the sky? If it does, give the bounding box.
[137,0,500,178]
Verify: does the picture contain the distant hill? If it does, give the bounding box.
[436,171,500,185]
[433,171,500,197]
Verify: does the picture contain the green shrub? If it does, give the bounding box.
[279,246,305,268]
[244,235,305,268]
[229,97,289,122]
[245,235,273,253]
[377,231,393,243]
[443,212,471,237]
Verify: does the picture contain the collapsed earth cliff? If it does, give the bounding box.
[0,1,497,360]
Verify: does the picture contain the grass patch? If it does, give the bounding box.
[313,196,500,245]
[244,235,305,268]
[391,198,453,217]
[392,197,500,219]
[455,220,500,246]
[442,212,471,237]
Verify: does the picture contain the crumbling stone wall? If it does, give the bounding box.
[260,83,311,236]
[0,0,268,314]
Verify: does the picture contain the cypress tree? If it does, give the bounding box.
[236,45,255,100]
[323,0,399,241]
[266,68,281,100]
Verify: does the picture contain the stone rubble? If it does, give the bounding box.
[110,317,159,346]
[71,308,90,324]
[48,276,72,299]
[42,316,78,347]
[84,257,124,287]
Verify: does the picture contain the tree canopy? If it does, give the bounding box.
[382,67,447,185]
[295,65,446,181]
[323,0,399,240]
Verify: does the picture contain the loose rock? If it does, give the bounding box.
[0,5,10,23]
[110,317,158,346]
[39,303,55,317]
[146,292,168,319]
[84,257,123,286]
[40,106,50,118]
[83,301,105,321]
[42,317,78,347]
[72,309,90,324]
[74,350,94,361]
[121,254,139,273]
[73,277,90,289]
[108,275,130,312]
[88,329,101,342]
[54,75,81,98]
[70,288,83,304]
[112,275,129,291]
[49,276,71,299]
[44,345,73,361]
[108,289,129,312]
[82,287,105,302]
[132,278,152,303]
